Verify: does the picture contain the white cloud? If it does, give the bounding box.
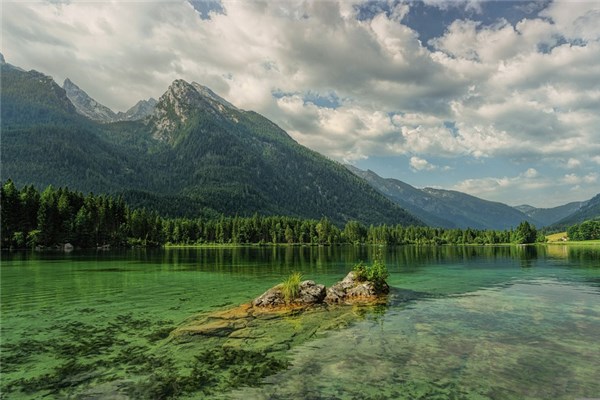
[454,168,546,193]
[409,156,436,171]
[523,168,538,178]
[450,167,596,206]
[563,173,581,185]
[566,158,581,169]
[540,1,600,42]
[562,172,598,185]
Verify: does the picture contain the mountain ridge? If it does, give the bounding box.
[548,194,600,230]
[515,202,585,227]
[346,165,545,230]
[1,58,421,227]
[63,77,157,123]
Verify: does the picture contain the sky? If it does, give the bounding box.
[2,0,600,208]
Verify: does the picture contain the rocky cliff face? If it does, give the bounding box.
[63,78,117,123]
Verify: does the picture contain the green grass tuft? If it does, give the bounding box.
[280,272,303,303]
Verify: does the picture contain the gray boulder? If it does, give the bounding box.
[252,286,286,307]
[298,280,326,304]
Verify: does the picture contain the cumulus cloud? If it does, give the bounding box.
[409,156,436,171]
[562,172,598,185]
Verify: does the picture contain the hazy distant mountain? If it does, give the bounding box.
[515,202,584,227]
[2,59,421,226]
[347,165,540,230]
[345,166,456,228]
[63,78,117,123]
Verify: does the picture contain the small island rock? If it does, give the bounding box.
[325,271,389,304]
[252,280,326,307]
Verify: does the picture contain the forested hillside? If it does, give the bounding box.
[1,59,420,227]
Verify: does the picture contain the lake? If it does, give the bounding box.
[1,245,599,399]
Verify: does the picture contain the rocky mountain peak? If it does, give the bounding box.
[149,79,238,143]
[63,78,117,123]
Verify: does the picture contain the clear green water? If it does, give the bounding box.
[1,245,599,399]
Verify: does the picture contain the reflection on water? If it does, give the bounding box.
[1,245,599,399]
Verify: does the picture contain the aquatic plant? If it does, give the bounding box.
[280,271,303,303]
[352,251,389,291]
[128,347,289,399]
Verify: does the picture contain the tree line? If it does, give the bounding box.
[567,219,600,241]
[1,180,543,249]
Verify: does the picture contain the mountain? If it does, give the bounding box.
[1,61,154,195]
[115,98,157,122]
[63,78,157,122]
[347,166,540,230]
[135,79,422,225]
[63,78,117,123]
[514,202,584,227]
[1,59,421,227]
[549,193,600,230]
[345,166,456,227]
[1,59,78,126]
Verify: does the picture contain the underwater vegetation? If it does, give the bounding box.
[0,310,291,399]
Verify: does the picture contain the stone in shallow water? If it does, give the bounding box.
[325,271,389,304]
[252,286,285,307]
[252,280,327,307]
[298,280,327,304]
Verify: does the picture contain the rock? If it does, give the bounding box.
[297,280,326,304]
[325,271,389,304]
[253,271,388,308]
[252,286,286,307]
[253,280,326,307]
[63,243,74,252]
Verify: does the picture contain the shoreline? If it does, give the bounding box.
[3,241,599,252]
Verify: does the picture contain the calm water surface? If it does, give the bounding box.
[1,245,599,399]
